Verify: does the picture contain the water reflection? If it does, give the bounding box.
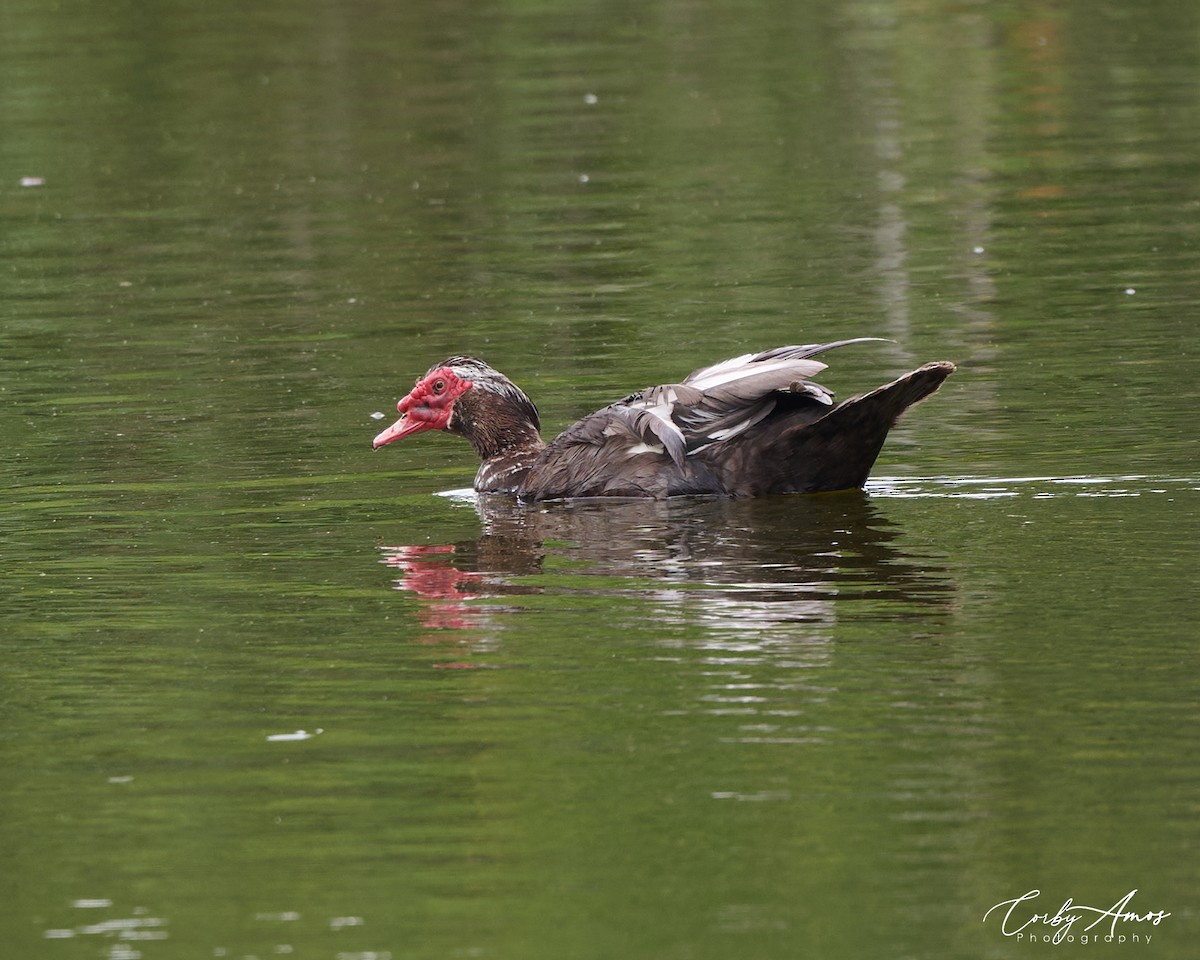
[381,493,954,647]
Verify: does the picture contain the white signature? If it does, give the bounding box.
[984,889,1170,944]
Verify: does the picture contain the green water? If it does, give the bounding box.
[3,0,1197,957]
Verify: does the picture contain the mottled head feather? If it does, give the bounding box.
[431,356,540,432]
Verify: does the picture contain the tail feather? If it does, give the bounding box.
[759,361,956,494]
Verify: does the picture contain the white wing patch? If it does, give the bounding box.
[687,357,827,392]
[606,342,863,467]
[706,415,759,441]
[624,441,667,457]
[684,352,757,386]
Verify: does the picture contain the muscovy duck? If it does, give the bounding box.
[372,339,955,499]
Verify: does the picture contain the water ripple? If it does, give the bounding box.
[868,474,1197,499]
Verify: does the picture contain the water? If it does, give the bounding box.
[3,0,1198,957]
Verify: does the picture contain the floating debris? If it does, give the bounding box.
[266,729,323,742]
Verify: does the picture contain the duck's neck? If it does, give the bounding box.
[473,434,545,494]
[453,390,545,494]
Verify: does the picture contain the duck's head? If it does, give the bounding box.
[372,357,541,458]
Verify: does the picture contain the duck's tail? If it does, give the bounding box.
[768,360,956,494]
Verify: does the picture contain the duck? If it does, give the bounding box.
[372,339,955,500]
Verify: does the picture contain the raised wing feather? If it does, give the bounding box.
[684,339,886,388]
[531,338,888,489]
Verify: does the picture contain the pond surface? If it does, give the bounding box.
[2,0,1197,958]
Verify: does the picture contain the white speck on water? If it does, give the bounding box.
[78,916,166,936]
[370,411,385,420]
[1124,287,1136,295]
[329,916,364,931]
[711,790,791,802]
[972,245,985,254]
[20,176,44,187]
[267,729,323,742]
[71,899,114,909]
[584,92,598,104]
[578,173,590,183]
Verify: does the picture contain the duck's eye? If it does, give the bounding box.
[432,378,447,394]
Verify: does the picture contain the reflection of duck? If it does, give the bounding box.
[373,340,954,499]
[379,545,485,632]
[381,494,953,640]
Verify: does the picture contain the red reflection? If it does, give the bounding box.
[380,544,488,633]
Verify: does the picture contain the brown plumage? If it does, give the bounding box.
[372,341,955,500]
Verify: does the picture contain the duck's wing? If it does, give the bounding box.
[517,340,883,499]
[671,338,888,452]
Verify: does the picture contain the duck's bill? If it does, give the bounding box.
[372,415,430,448]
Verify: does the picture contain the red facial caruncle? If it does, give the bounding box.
[372,367,473,448]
